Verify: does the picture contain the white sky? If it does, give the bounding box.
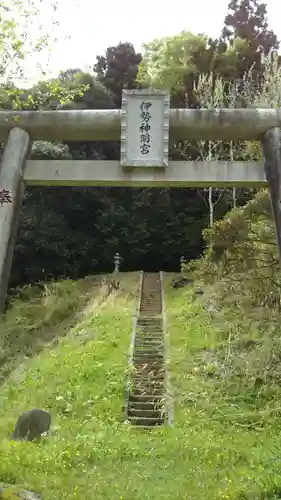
[20,0,281,84]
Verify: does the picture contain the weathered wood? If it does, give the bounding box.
[261,127,281,264]
[23,160,266,187]
[0,109,281,142]
[0,128,30,313]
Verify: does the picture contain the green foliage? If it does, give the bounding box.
[58,70,115,110]
[2,0,281,287]
[188,188,281,371]
[222,0,279,53]
[0,0,59,80]
[0,274,281,498]
[0,277,101,382]
[138,32,205,92]
[94,42,142,106]
[1,77,89,111]
[165,280,281,499]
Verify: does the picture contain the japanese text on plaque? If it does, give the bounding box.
[139,101,152,155]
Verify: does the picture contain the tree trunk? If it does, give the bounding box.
[208,187,214,226]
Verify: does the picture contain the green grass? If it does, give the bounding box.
[1,272,281,499]
[0,276,100,382]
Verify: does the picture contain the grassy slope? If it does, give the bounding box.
[166,277,281,500]
[1,272,281,499]
[0,277,102,382]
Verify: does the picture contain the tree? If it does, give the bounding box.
[137,31,251,107]
[57,70,118,160]
[94,42,142,107]
[0,0,59,81]
[222,0,279,78]
[0,1,89,111]
[58,70,115,110]
[138,32,215,107]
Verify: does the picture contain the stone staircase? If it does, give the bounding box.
[126,272,168,428]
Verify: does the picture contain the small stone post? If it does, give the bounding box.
[0,128,31,313]
[113,252,122,273]
[180,255,185,273]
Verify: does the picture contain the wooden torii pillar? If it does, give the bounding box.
[1,102,281,313]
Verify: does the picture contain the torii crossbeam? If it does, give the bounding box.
[0,90,280,312]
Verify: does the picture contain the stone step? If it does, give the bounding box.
[134,351,164,357]
[140,301,161,305]
[140,306,161,310]
[136,321,162,325]
[134,348,164,353]
[128,407,164,418]
[133,369,165,377]
[136,330,163,334]
[133,375,165,382]
[137,315,162,317]
[135,334,164,339]
[139,308,161,311]
[135,343,164,349]
[128,416,165,426]
[140,298,161,302]
[141,295,161,298]
[133,351,164,357]
[126,272,168,428]
[136,331,163,335]
[132,385,165,393]
[131,386,164,394]
[136,329,163,334]
[140,300,162,311]
[131,377,165,392]
[132,373,164,381]
[135,343,163,349]
[132,376,165,384]
[139,308,161,312]
[136,324,162,329]
[137,319,162,323]
[134,366,165,375]
[132,372,165,379]
[135,338,163,343]
[131,390,164,397]
[136,327,163,330]
[135,339,164,344]
[129,394,164,403]
[132,386,165,394]
[141,297,161,300]
[133,355,164,362]
[132,357,164,364]
[133,363,164,371]
[136,324,163,328]
[129,400,164,409]
[137,330,163,333]
[136,335,163,340]
[134,346,163,352]
[136,332,163,336]
[140,304,161,307]
[134,353,163,360]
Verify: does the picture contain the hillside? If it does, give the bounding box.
[1,242,281,498]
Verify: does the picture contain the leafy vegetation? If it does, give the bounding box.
[0,276,106,382]
[0,272,281,499]
[2,0,280,286]
[1,1,281,497]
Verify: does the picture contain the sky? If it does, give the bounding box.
[15,0,281,85]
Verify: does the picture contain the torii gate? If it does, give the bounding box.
[0,89,280,312]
